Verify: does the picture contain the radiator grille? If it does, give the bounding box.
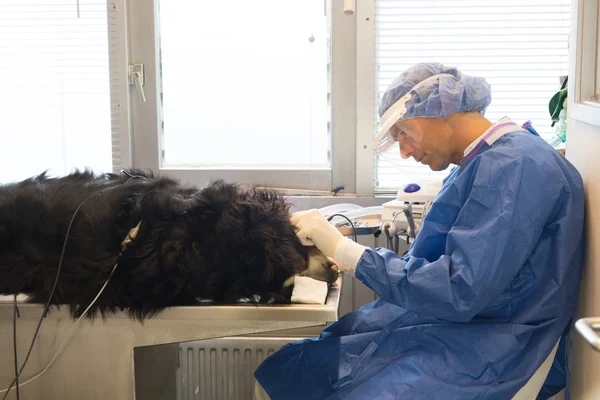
[176,337,300,400]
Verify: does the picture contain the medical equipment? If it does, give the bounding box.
[11,296,19,400]
[315,181,440,256]
[317,181,441,255]
[380,181,441,238]
[326,207,382,238]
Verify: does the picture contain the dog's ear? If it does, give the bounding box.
[260,234,278,283]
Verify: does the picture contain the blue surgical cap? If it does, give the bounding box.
[374,62,492,152]
[378,62,492,119]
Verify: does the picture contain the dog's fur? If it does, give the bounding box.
[0,170,338,320]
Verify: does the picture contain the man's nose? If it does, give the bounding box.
[399,141,413,160]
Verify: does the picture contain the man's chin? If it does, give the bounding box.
[429,162,449,172]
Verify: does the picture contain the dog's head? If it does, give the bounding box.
[186,181,339,303]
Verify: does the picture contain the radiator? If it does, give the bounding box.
[176,337,301,400]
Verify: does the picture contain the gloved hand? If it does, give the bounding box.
[291,209,344,259]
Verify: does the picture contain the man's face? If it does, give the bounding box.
[390,117,455,171]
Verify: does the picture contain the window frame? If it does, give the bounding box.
[122,0,357,192]
[109,0,134,173]
[570,0,600,127]
[355,0,377,197]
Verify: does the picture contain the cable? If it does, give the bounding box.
[1,217,141,396]
[2,180,141,396]
[12,295,19,400]
[384,226,394,251]
[2,199,88,399]
[0,261,119,395]
[327,213,358,243]
[121,170,147,182]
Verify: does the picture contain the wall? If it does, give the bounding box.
[566,118,600,399]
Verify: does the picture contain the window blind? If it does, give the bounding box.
[0,0,112,183]
[374,0,570,192]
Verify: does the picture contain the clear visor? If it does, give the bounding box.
[373,73,454,153]
[373,93,411,152]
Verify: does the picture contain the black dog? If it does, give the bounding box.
[0,170,338,320]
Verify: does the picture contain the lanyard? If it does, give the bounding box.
[461,121,525,165]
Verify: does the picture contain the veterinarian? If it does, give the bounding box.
[254,62,585,399]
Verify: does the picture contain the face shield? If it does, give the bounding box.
[373,73,455,153]
[373,92,412,153]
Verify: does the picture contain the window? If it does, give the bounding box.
[159,0,329,170]
[0,0,112,183]
[570,0,600,126]
[128,0,355,191]
[363,0,571,193]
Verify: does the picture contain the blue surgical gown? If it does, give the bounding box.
[255,130,585,400]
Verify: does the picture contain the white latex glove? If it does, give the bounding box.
[290,209,344,259]
[291,210,368,271]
